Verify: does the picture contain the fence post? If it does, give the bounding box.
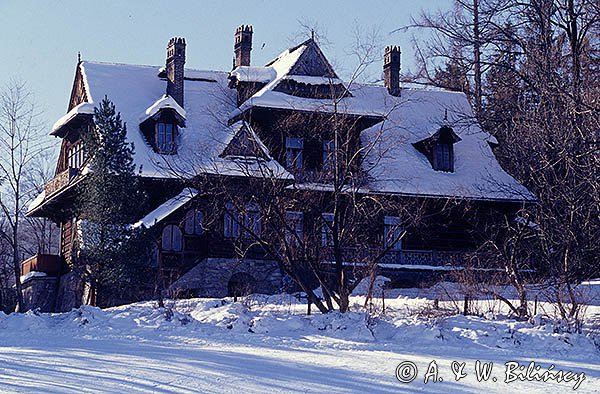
[463,294,469,316]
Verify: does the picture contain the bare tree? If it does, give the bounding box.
[0,81,44,311]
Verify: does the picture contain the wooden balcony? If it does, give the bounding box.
[44,168,78,197]
[21,254,64,277]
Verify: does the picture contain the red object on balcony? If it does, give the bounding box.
[21,254,64,277]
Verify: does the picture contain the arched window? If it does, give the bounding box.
[184,209,204,235]
[161,224,182,251]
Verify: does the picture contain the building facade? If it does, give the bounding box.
[23,25,534,311]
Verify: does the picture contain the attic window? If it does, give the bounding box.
[412,125,461,173]
[157,122,177,154]
[435,143,453,172]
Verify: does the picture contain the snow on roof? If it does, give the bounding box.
[230,66,276,83]
[132,187,198,229]
[51,102,95,135]
[27,189,46,213]
[139,94,186,124]
[77,61,289,180]
[282,75,343,85]
[359,88,535,201]
[62,41,531,202]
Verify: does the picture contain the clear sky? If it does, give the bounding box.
[0,0,450,135]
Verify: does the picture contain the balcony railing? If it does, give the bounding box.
[21,254,64,277]
[326,247,471,268]
[44,168,78,197]
[379,249,467,267]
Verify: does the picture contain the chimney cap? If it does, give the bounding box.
[168,37,186,47]
[385,45,401,54]
[235,24,253,34]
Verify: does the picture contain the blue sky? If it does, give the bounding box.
[0,0,450,133]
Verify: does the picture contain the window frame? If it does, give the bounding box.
[184,208,204,236]
[322,139,335,169]
[321,212,334,247]
[435,142,453,172]
[285,137,304,169]
[67,141,85,169]
[383,216,403,251]
[161,224,183,252]
[223,202,240,239]
[285,211,304,245]
[156,121,177,154]
[243,202,262,238]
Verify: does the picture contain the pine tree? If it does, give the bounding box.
[77,96,149,306]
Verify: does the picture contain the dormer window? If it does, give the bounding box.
[140,96,185,155]
[435,143,453,172]
[157,122,177,154]
[413,125,461,173]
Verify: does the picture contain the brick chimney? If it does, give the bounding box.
[234,25,253,68]
[166,37,186,107]
[383,45,401,96]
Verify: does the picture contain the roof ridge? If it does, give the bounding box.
[82,60,229,75]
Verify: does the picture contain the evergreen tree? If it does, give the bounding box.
[77,96,150,306]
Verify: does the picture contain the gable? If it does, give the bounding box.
[287,40,337,78]
[221,122,270,160]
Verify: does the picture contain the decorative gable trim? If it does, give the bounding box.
[287,39,337,78]
[220,121,271,161]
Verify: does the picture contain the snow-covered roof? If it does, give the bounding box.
[51,102,95,135]
[139,94,186,124]
[132,187,198,229]
[75,61,290,180]
[45,36,532,203]
[359,88,534,201]
[229,38,533,201]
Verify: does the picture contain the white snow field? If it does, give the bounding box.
[1,281,599,394]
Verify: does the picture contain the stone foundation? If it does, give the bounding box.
[170,258,282,298]
[21,277,58,312]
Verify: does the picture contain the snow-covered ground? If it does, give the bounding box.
[0,281,599,393]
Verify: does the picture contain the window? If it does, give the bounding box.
[285,211,304,245]
[323,139,334,169]
[184,209,204,236]
[435,143,452,172]
[161,224,183,252]
[67,141,85,169]
[157,122,177,153]
[224,202,240,239]
[384,216,403,251]
[243,203,261,237]
[321,213,334,247]
[285,137,303,169]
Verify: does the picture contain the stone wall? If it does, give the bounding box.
[170,257,282,298]
[54,271,84,312]
[21,277,58,312]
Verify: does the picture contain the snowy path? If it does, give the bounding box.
[0,291,599,393]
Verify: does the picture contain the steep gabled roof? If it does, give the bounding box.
[74,61,290,180]
[41,37,533,204]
